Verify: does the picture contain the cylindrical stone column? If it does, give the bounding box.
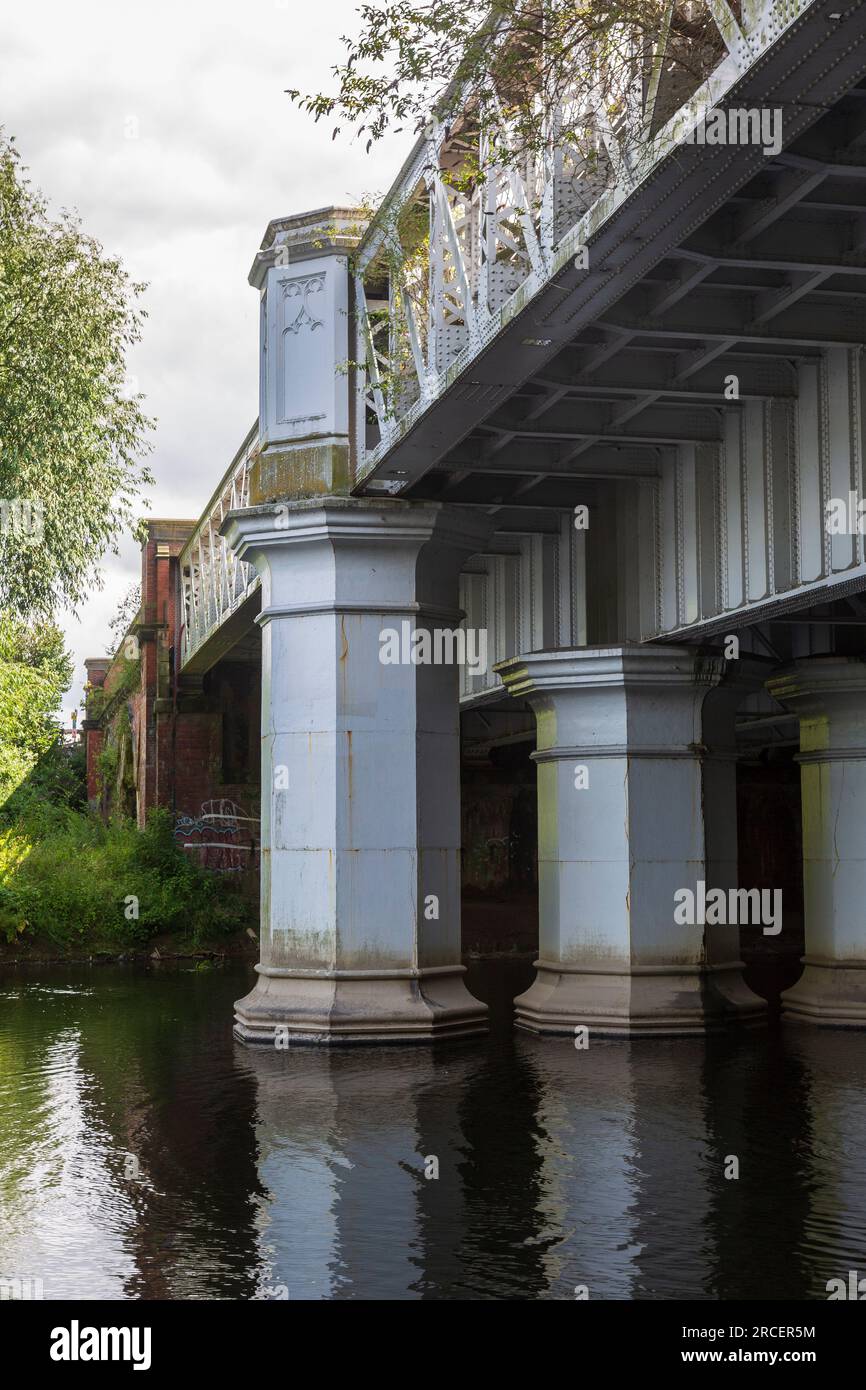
[495,645,766,1037]
[222,497,491,1044]
[768,656,866,1026]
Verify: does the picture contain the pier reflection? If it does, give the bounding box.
[2,960,866,1299]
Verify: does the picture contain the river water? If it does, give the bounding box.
[1,959,864,1300]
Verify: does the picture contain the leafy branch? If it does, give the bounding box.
[0,132,154,620]
[288,1,723,167]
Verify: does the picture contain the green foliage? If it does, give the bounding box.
[0,626,248,948]
[0,807,250,949]
[0,615,73,803]
[94,696,128,793]
[0,132,154,619]
[287,1,717,164]
[2,740,86,823]
[114,656,141,698]
[86,655,140,724]
[304,3,723,425]
[0,616,72,677]
[95,733,120,795]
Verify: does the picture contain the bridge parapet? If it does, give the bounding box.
[354,0,819,490]
[179,423,260,670]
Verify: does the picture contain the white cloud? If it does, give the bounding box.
[0,0,409,722]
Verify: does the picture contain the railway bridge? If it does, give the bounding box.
[87,0,866,1042]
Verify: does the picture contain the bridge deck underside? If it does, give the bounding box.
[357,7,866,650]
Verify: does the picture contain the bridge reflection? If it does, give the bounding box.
[2,961,865,1298]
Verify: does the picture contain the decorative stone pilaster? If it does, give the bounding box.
[495,645,766,1037]
[768,657,866,1027]
[222,497,491,1044]
[248,207,367,503]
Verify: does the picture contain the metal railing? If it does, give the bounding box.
[179,422,260,668]
[353,0,815,483]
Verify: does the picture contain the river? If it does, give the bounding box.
[1,959,864,1300]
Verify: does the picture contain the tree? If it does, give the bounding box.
[288,1,720,168]
[0,134,153,620]
[0,616,73,802]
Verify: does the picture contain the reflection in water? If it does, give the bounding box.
[1,960,865,1299]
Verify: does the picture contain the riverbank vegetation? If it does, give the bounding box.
[0,620,253,956]
[0,801,252,955]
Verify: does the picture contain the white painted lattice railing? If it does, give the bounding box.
[179,423,260,667]
[354,0,817,483]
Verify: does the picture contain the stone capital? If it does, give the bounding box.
[248,206,368,287]
[767,655,866,724]
[495,644,727,755]
[222,498,492,616]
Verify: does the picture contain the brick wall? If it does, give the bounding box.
[83,523,262,898]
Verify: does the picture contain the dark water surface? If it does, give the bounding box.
[1,958,865,1300]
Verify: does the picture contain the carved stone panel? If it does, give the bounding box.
[260,256,349,449]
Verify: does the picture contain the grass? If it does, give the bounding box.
[0,804,253,952]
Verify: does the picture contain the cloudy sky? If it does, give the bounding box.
[1,0,408,721]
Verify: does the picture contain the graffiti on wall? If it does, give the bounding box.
[174,799,260,873]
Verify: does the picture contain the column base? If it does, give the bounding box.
[782,960,866,1028]
[514,961,767,1038]
[234,965,489,1045]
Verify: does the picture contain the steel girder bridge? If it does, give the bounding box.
[158,0,866,1042]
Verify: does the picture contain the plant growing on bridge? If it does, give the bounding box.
[297,4,728,435]
[84,654,140,724]
[107,582,142,651]
[335,196,433,422]
[289,1,722,168]
[0,133,154,620]
[94,703,128,799]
